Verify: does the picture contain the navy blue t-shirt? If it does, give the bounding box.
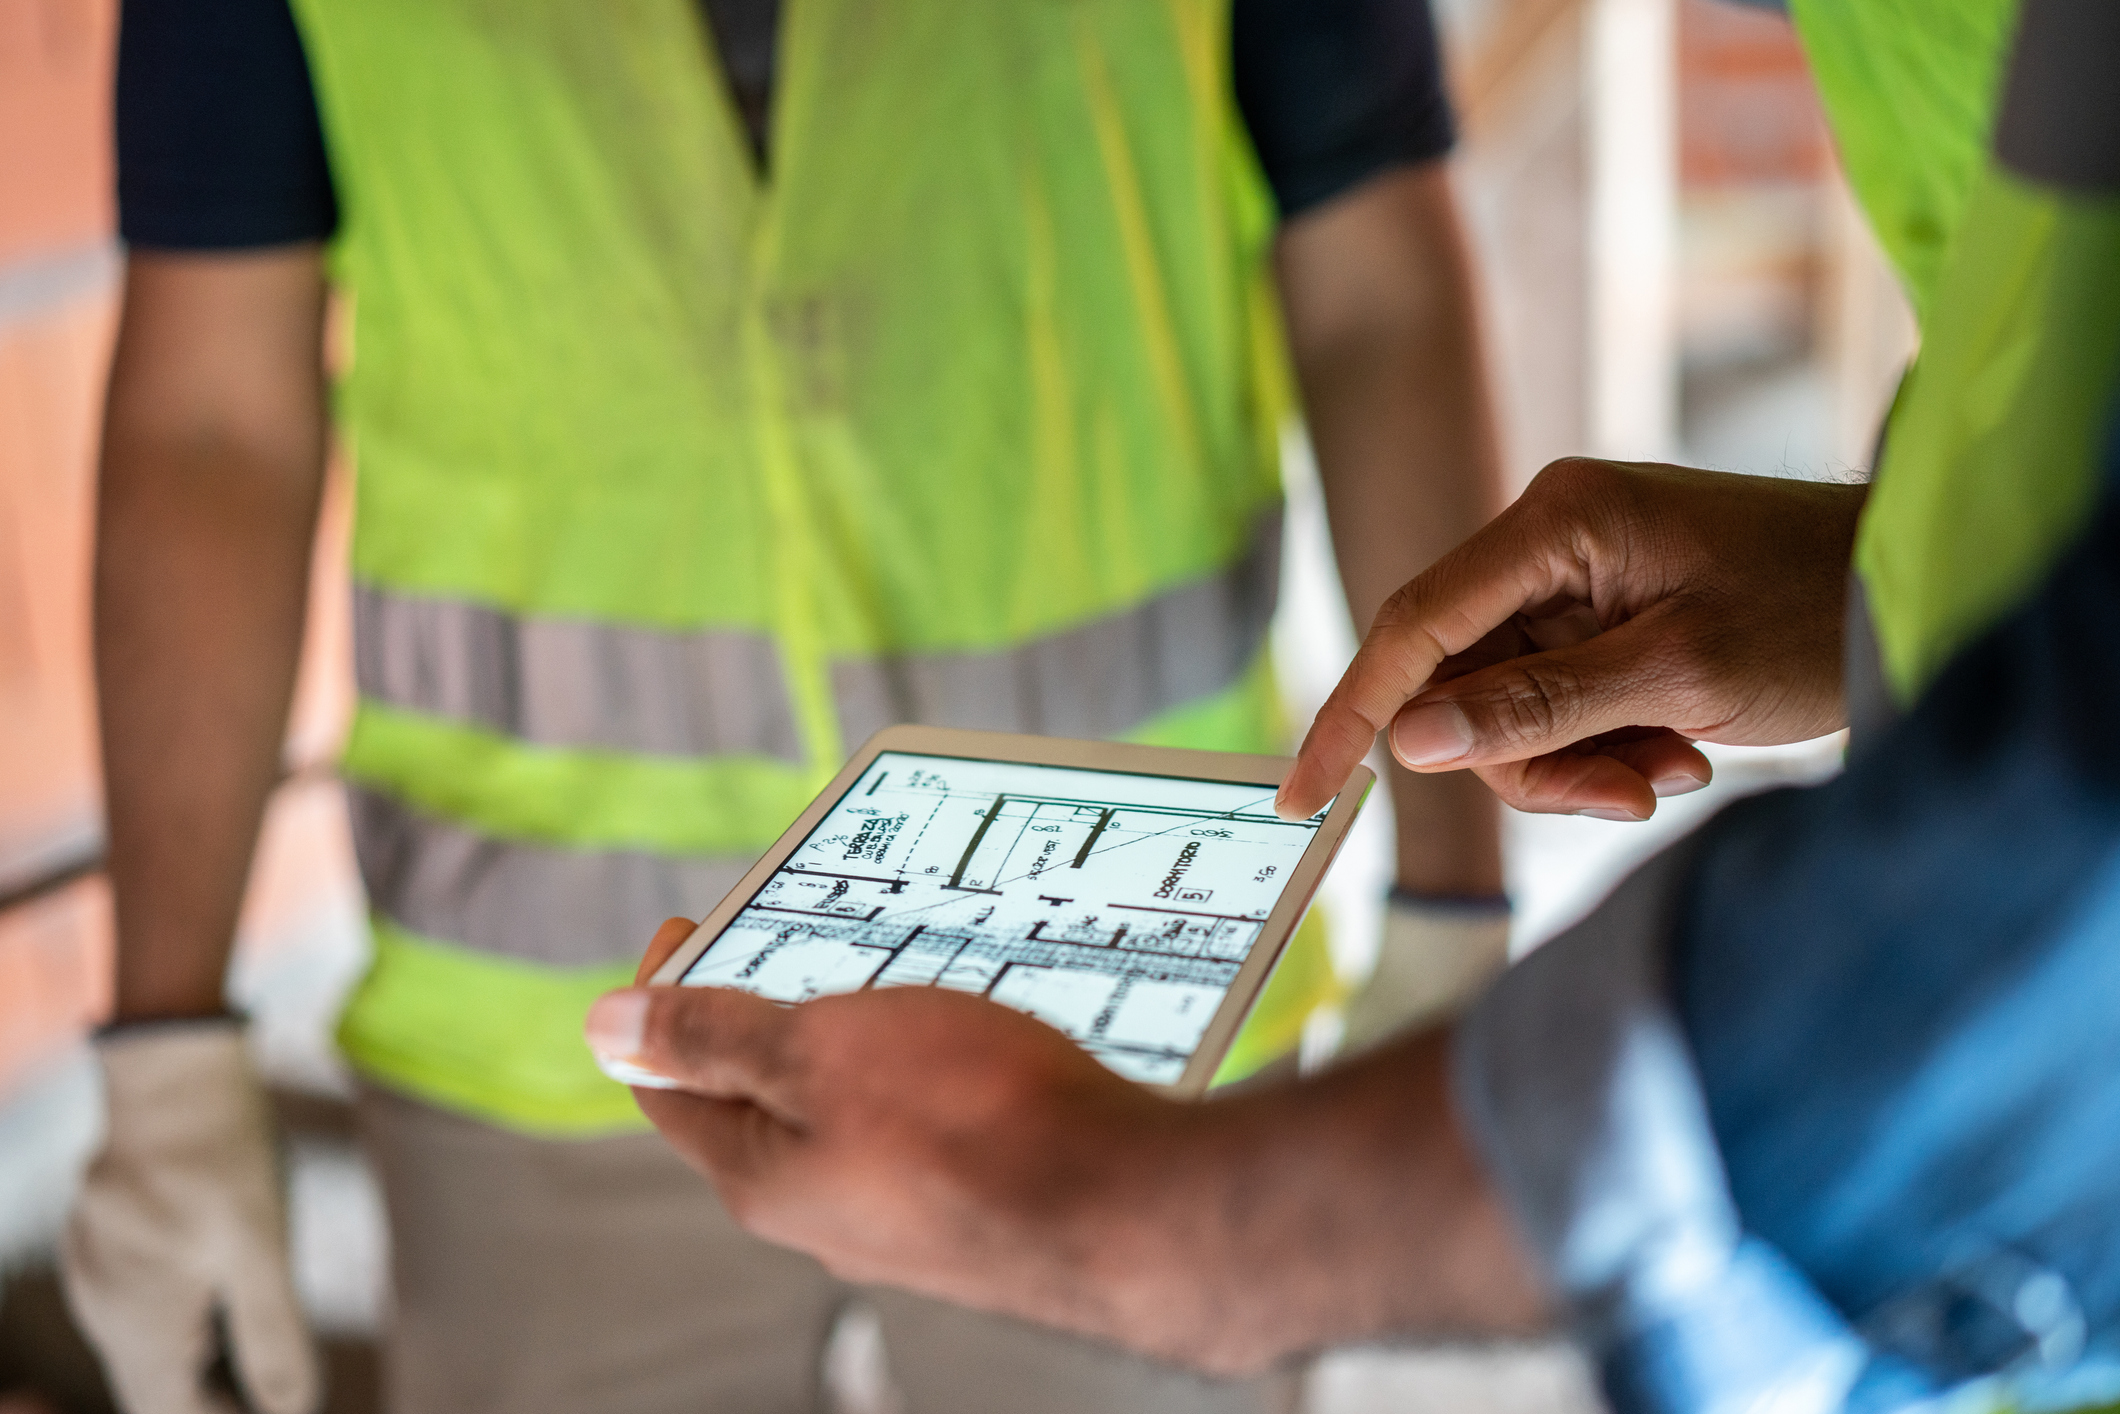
[115,0,1457,248]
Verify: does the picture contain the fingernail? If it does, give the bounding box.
[585,991,649,1057]
[1575,807,1646,823]
[1272,786,1308,823]
[1392,702,1475,767]
[1651,771,1709,798]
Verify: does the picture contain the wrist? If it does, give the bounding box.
[98,1009,243,1038]
[1386,885,1511,915]
[110,965,239,1027]
[93,1018,270,1162]
[1070,1098,1280,1374]
[1100,1056,1489,1367]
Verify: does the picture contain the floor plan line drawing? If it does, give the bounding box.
[945,794,1007,888]
[681,752,1322,1084]
[781,867,910,891]
[1071,808,1115,867]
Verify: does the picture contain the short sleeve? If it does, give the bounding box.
[1229,0,1457,219]
[117,0,339,249]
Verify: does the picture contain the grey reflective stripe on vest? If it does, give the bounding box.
[353,586,807,762]
[831,510,1282,748]
[357,510,1280,763]
[349,787,758,967]
[351,514,1280,965]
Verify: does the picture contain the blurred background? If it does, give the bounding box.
[0,0,1911,1408]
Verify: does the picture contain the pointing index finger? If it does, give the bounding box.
[1276,514,1586,821]
[1275,625,1451,820]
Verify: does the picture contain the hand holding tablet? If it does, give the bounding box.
[595,726,1372,1095]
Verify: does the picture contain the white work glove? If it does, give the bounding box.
[62,1020,320,1414]
[1339,894,1511,1056]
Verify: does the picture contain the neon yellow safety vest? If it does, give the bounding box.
[288,0,1338,1133]
[1791,0,2120,706]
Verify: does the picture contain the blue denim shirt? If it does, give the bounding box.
[1455,389,2120,1414]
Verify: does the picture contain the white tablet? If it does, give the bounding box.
[603,725,1373,1097]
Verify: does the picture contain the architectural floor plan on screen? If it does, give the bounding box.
[679,751,1322,1083]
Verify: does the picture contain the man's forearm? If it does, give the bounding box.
[1277,162,1505,894]
[1089,1028,1551,1373]
[96,251,330,1022]
[605,977,1554,1377]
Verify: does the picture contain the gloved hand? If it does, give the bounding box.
[62,1020,320,1414]
[1339,895,1511,1056]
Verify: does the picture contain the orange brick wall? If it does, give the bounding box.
[0,0,359,1099]
[1678,0,1832,188]
[1,0,118,1093]
[0,0,113,265]
[0,295,109,877]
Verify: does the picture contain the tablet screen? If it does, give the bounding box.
[677,750,1325,1083]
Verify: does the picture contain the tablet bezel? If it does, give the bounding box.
[640,724,1374,1098]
